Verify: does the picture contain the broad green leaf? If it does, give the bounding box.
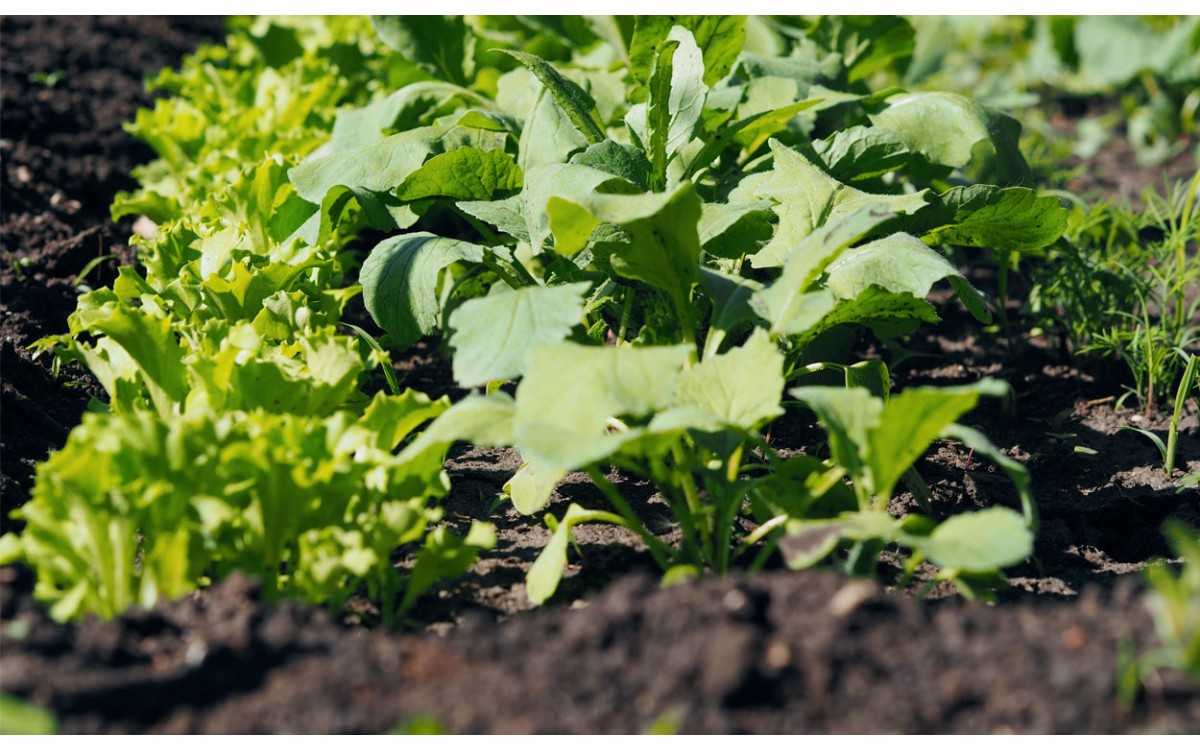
[750,141,927,268]
[674,329,784,431]
[402,392,517,458]
[780,511,900,569]
[788,386,883,492]
[868,92,1031,186]
[753,288,838,339]
[521,163,639,255]
[0,694,58,735]
[328,82,492,153]
[1073,16,1200,88]
[448,282,591,387]
[500,50,605,145]
[360,233,488,348]
[786,285,939,349]
[636,27,705,183]
[505,461,567,515]
[813,125,910,182]
[518,80,593,173]
[917,186,1068,254]
[698,201,774,259]
[371,16,474,86]
[699,269,764,338]
[911,507,1032,572]
[290,130,438,205]
[395,393,518,495]
[751,203,896,337]
[681,79,823,178]
[394,147,522,202]
[868,380,1008,501]
[457,194,530,242]
[570,141,652,189]
[291,124,509,234]
[548,182,701,320]
[629,16,747,91]
[752,202,895,335]
[514,342,692,471]
[823,232,989,322]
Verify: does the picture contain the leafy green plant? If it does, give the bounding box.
[1030,172,1200,412]
[903,16,1200,169]
[1119,521,1200,703]
[781,380,1034,595]
[0,393,493,624]
[319,16,1056,603]
[1121,353,1200,477]
[11,15,1057,623]
[8,19,499,624]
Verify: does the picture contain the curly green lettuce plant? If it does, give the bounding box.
[0,392,493,624]
[8,18,500,624]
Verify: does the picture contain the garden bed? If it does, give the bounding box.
[1,16,1197,734]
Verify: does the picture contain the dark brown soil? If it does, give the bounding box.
[1,17,1198,735]
[1,16,227,535]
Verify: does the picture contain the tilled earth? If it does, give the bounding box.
[1,16,1198,734]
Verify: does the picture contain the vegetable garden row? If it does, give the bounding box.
[1,15,1197,733]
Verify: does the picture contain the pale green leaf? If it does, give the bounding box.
[868,92,1031,186]
[675,329,784,430]
[522,163,640,255]
[823,232,988,322]
[548,182,701,317]
[785,286,939,349]
[868,380,1008,501]
[518,82,592,173]
[918,186,1068,254]
[788,386,882,490]
[913,507,1033,572]
[813,125,910,182]
[698,269,763,337]
[698,201,774,259]
[750,142,928,268]
[505,461,567,516]
[514,342,692,471]
[940,424,1036,528]
[448,282,591,387]
[570,141,652,189]
[457,195,530,242]
[629,16,747,90]
[751,202,896,335]
[526,504,595,605]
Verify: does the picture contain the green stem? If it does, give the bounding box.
[1166,354,1199,476]
[481,254,527,290]
[702,327,726,362]
[670,443,710,561]
[734,513,787,559]
[616,287,634,344]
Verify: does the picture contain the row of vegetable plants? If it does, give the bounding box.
[3,15,1079,620]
